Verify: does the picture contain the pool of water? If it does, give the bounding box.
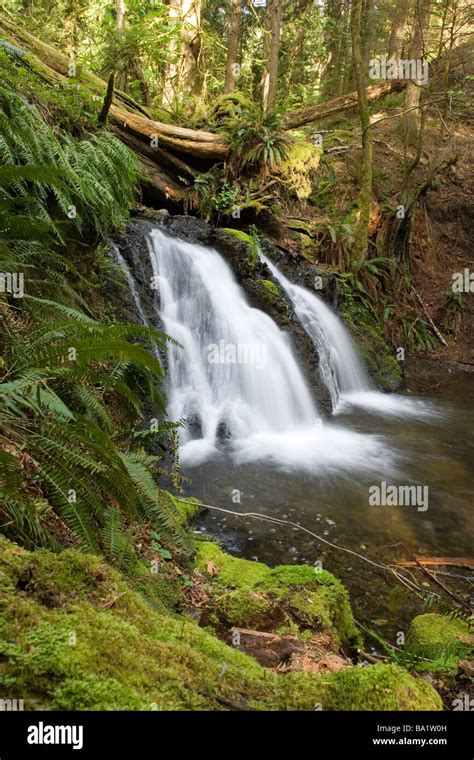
[183,366,473,645]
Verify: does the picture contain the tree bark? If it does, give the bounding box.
[224,0,241,94]
[261,0,282,113]
[98,71,115,124]
[361,0,374,67]
[388,0,410,59]
[350,0,373,268]
[404,0,431,144]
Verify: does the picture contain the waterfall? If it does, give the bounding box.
[136,226,391,472]
[262,253,434,419]
[260,254,370,409]
[146,227,323,464]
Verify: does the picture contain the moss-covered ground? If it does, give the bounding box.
[0,536,442,711]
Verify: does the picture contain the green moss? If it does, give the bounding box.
[281,141,322,201]
[340,280,402,390]
[195,541,270,588]
[0,538,440,711]
[196,544,360,649]
[278,664,442,711]
[49,675,150,711]
[260,279,280,296]
[405,614,473,675]
[126,561,184,612]
[221,228,260,268]
[206,589,274,629]
[257,566,361,648]
[168,494,201,526]
[208,92,255,129]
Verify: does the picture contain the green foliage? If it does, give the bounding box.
[190,108,293,220]
[229,111,292,174]
[0,86,140,244]
[190,165,234,221]
[0,83,189,560]
[402,318,437,351]
[0,301,189,559]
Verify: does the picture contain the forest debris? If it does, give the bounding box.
[229,627,351,673]
[280,651,350,675]
[397,557,474,569]
[399,543,471,612]
[205,560,220,576]
[411,286,448,346]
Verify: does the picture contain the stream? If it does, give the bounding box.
[117,224,473,644]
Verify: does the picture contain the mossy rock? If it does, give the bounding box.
[277,663,442,711]
[260,279,280,297]
[195,540,269,588]
[340,286,402,390]
[195,542,360,649]
[221,228,259,269]
[405,613,473,676]
[0,537,441,711]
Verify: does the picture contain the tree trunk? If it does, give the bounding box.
[261,0,282,113]
[388,0,410,59]
[362,0,374,67]
[98,71,115,125]
[404,0,431,144]
[224,0,241,94]
[350,0,373,269]
[163,0,202,106]
[116,0,125,36]
[115,0,126,90]
[322,0,344,97]
[131,57,150,107]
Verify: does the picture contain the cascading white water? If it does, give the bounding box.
[141,227,392,472]
[261,254,435,418]
[146,228,322,464]
[261,253,370,409]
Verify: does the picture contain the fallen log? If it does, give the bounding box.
[138,155,185,203]
[110,106,228,160]
[281,81,405,130]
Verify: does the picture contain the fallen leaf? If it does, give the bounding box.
[206,560,220,576]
